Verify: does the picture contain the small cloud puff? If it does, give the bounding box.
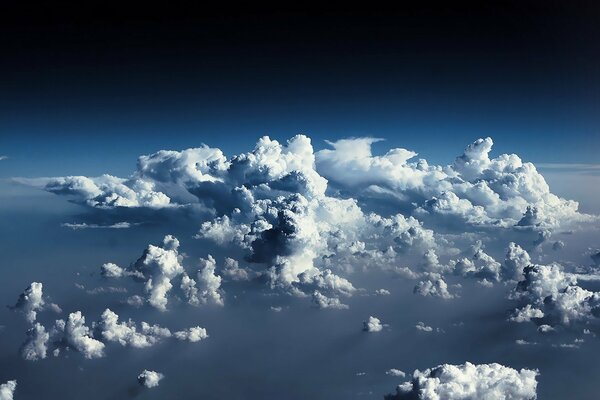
[173,326,209,342]
[363,316,384,332]
[138,370,164,388]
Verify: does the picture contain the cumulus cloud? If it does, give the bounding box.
[52,311,105,359]
[195,255,224,306]
[0,380,16,400]
[511,261,600,328]
[311,291,349,310]
[414,274,455,299]
[18,135,599,311]
[20,323,49,361]
[101,263,126,278]
[173,326,209,342]
[363,316,384,332]
[95,309,171,348]
[508,305,545,323]
[11,282,45,323]
[138,370,164,388]
[385,362,538,400]
[317,136,595,230]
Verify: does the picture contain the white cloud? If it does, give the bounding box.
[52,311,105,359]
[173,326,209,342]
[386,369,406,378]
[311,291,349,310]
[95,309,171,348]
[12,282,45,323]
[132,235,185,311]
[62,222,133,229]
[508,305,544,323]
[386,362,538,400]
[101,263,125,278]
[375,289,391,296]
[138,370,164,388]
[20,323,49,361]
[415,322,434,332]
[0,380,16,400]
[363,316,384,332]
[196,255,224,306]
[414,274,455,299]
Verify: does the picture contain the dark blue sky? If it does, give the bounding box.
[1,2,599,178]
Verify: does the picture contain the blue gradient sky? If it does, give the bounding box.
[1,3,599,179]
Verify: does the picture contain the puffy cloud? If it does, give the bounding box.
[414,274,455,299]
[375,289,391,296]
[20,323,49,361]
[452,242,502,283]
[0,380,16,400]
[311,291,349,310]
[415,322,433,332]
[221,257,252,281]
[95,309,171,348]
[504,243,532,281]
[512,262,600,327]
[21,135,596,236]
[385,362,538,400]
[53,311,105,359]
[138,370,164,388]
[508,305,545,323]
[101,263,125,278]
[132,235,185,311]
[12,282,45,323]
[173,326,209,342]
[363,316,384,332]
[195,255,224,306]
[317,136,595,230]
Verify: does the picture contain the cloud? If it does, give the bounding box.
[414,274,455,299]
[0,380,16,400]
[20,323,49,361]
[195,255,224,306]
[317,136,595,230]
[52,311,105,359]
[95,308,171,348]
[363,316,384,332]
[131,235,185,310]
[173,326,209,342]
[138,370,164,388]
[386,369,406,378]
[311,291,349,310]
[101,263,126,278]
[508,304,545,323]
[11,282,45,323]
[511,261,600,328]
[385,362,538,400]
[61,222,134,229]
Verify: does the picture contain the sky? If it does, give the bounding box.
[1,2,600,400]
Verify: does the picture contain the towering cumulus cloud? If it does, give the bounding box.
[385,362,538,400]
[19,135,598,306]
[316,136,593,229]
